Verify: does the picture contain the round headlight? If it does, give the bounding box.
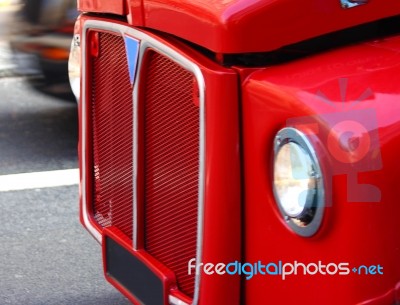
[273,128,324,236]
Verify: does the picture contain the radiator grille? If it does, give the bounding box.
[88,31,200,298]
[143,51,199,298]
[90,31,133,238]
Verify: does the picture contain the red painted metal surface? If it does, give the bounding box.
[78,0,400,53]
[78,0,126,15]
[142,50,199,297]
[198,67,241,305]
[138,0,400,53]
[241,34,400,305]
[90,30,133,238]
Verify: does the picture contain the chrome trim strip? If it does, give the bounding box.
[169,295,190,305]
[132,41,139,252]
[80,22,102,243]
[340,0,368,9]
[81,20,206,305]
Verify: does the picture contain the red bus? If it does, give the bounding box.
[69,1,400,304]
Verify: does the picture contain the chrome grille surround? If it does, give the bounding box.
[80,20,206,305]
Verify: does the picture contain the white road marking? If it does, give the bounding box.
[0,169,79,192]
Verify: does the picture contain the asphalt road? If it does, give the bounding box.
[0,6,131,305]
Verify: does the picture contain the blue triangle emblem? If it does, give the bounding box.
[124,35,140,85]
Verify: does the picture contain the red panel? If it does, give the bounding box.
[131,0,400,53]
[90,31,133,239]
[77,0,400,53]
[78,0,125,15]
[240,34,400,305]
[143,50,199,297]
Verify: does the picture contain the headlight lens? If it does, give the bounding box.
[273,128,324,236]
[68,34,81,101]
[274,142,316,218]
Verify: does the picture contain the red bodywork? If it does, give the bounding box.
[242,35,400,304]
[74,0,400,304]
[78,0,400,53]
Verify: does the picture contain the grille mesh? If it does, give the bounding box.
[89,31,200,298]
[90,31,133,238]
[143,51,199,297]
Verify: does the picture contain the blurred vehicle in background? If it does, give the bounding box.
[9,0,77,98]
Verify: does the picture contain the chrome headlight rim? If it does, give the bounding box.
[273,127,325,237]
[68,33,81,102]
